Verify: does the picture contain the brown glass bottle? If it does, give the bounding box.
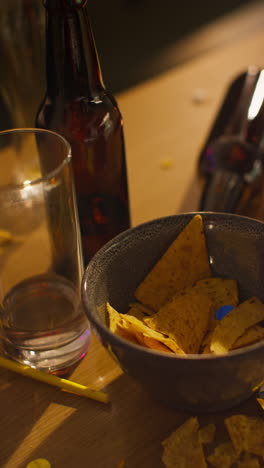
[198,67,264,218]
[36,0,130,265]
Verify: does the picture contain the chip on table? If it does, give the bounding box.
[207,441,238,468]
[236,454,261,468]
[162,417,207,468]
[198,423,216,445]
[225,414,264,459]
[162,415,264,467]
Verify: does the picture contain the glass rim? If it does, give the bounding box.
[0,128,72,190]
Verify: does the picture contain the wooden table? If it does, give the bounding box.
[1,28,264,468]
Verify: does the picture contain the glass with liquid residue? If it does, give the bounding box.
[0,128,90,374]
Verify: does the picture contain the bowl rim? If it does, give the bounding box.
[82,211,264,362]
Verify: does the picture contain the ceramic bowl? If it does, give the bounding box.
[82,212,264,412]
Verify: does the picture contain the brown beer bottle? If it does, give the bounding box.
[36,0,130,265]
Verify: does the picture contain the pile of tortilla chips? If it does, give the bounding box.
[103,215,264,355]
[162,414,264,467]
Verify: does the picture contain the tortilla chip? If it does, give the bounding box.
[256,397,264,411]
[231,325,264,350]
[127,302,154,318]
[210,298,264,354]
[144,291,212,354]
[106,303,184,353]
[162,417,207,468]
[236,454,260,468]
[137,335,173,353]
[198,423,216,445]
[106,303,122,334]
[180,278,239,352]
[193,278,238,310]
[200,330,214,354]
[122,314,185,354]
[225,414,264,459]
[181,277,239,331]
[207,442,238,468]
[105,303,139,345]
[134,215,211,311]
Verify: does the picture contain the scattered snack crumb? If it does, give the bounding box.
[160,158,174,170]
[0,229,13,245]
[26,459,51,468]
[192,88,209,105]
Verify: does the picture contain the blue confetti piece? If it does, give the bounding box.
[215,305,235,320]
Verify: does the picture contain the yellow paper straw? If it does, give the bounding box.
[0,355,109,404]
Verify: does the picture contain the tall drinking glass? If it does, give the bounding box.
[0,128,90,373]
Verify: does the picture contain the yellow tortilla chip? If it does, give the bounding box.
[106,303,184,353]
[144,291,212,354]
[183,278,239,352]
[198,423,216,445]
[136,335,173,353]
[106,303,122,334]
[257,398,264,411]
[122,314,185,354]
[225,414,264,459]
[207,442,238,468]
[210,298,264,354]
[134,215,211,311]
[193,278,238,310]
[236,454,260,468]
[127,302,154,318]
[105,303,139,345]
[181,277,239,331]
[231,325,264,350]
[200,330,214,354]
[162,417,207,468]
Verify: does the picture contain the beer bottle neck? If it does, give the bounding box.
[44,0,105,99]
